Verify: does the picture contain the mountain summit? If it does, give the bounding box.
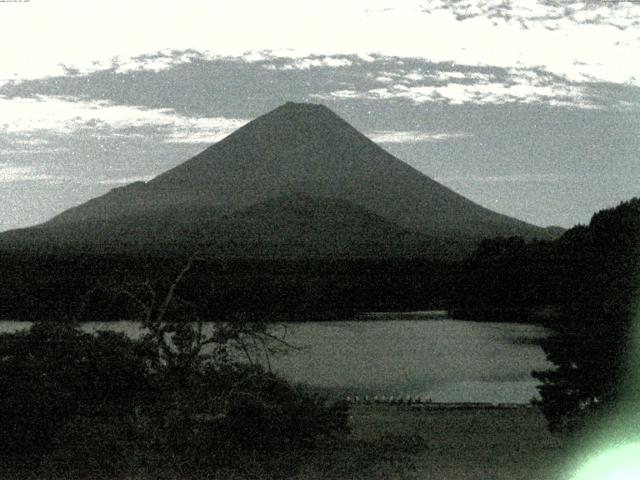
[7,102,552,257]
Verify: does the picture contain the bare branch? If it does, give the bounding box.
[235,336,254,365]
[256,330,300,351]
[156,253,202,325]
[258,335,272,372]
[73,282,104,322]
[119,289,152,319]
[143,280,157,324]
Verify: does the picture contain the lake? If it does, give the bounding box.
[0,313,552,404]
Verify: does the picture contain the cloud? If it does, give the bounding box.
[0,137,66,155]
[314,89,365,100]
[313,66,604,108]
[375,75,395,83]
[0,95,247,143]
[4,51,633,116]
[112,50,206,74]
[370,69,495,86]
[97,175,154,185]
[425,1,640,32]
[162,117,248,144]
[0,163,64,183]
[11,138,51,146]
[314,84,588,107]
[0,1,638,87]
[369,130,472,143]
[264,56,353,70]
[0,149,63,155]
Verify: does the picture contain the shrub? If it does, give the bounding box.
[0,256,351,476]
[0,322,149,459]
[0,313,349,477]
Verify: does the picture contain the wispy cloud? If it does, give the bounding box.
[112,50,206,74]
[313,66,602,108]
[97,175,155,185]
[0,166,156,186]
[419,1,640,32]
[369,130,472,143]
[0,95,247,143]
[0,163,64,183]
[11,138,51,147]
[375,69,494,85]
[0,137,66,155]
[264,56,353,70]
[0,149,64,155]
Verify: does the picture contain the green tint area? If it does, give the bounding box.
[571,442,640,480]
[568,304,640,479]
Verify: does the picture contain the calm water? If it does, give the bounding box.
[0,314,552,403]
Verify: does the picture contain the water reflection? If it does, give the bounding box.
[0,314,551,403]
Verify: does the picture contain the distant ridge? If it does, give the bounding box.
[1,102,556,258]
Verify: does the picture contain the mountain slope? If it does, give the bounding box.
[3,194,465,258]
[45,103,549,238]
[208,194,424,258]
[2,102,553,258]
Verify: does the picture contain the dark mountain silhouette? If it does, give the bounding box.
[1,102,554,258]
[3,194,465,259]
[209,194,416,258]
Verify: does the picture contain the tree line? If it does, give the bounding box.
[455,198,640,434]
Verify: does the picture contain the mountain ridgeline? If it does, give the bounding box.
[1,102,554,259]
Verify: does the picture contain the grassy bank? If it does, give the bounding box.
[284,405,567,480]
[205,405,567,480]
[5,405,568,480]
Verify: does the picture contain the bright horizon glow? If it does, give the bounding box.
[567,307,640,479]
[0,1,638,86]
[571,443,640,480]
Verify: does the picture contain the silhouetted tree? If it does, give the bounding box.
[451,235,559,322]
[533,198,640,433]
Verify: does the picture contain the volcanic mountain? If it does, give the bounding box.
[1,102,554,258]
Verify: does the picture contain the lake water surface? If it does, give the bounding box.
[0,313,552,403]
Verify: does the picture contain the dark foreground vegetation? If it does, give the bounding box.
[0,276,349,479]
[457,198,640,436]
[533,198,640,435]
[0,401,565,480]
[0,198,636,477]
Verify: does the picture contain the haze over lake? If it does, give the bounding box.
[1,313,551,404]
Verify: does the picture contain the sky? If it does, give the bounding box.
[0,0,639,231]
